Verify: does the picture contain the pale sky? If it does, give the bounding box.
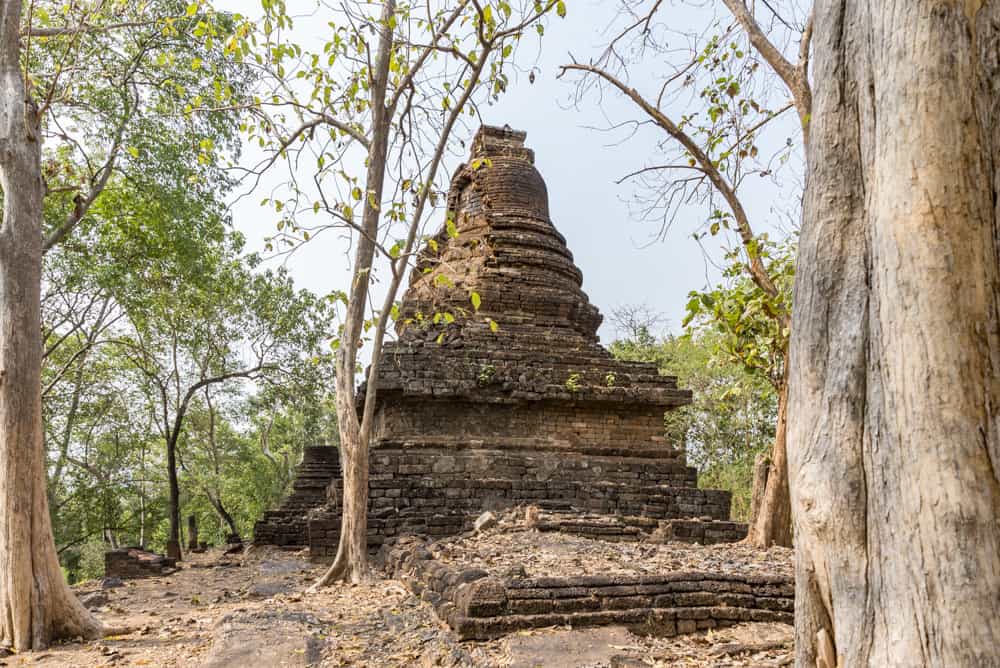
[221,0,803,343]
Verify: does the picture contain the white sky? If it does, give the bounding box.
[220,0,803,343]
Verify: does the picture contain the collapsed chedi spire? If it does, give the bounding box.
[255,125,745,554]
[401,124,601,341]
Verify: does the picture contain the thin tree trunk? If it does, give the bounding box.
[202,390,240,542]
[165,434,182,561]
[206,493,240,543]
[745,452,769,528]
[49,361,86,499]
[789,2,1000,664]
[187,515,198,551]
[0,1,101,649]
[138,441,146,549]
[312,0,396,588]
[102,529,118,550]
[744,382,791,548]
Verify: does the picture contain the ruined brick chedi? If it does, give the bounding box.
[255,126,743,553]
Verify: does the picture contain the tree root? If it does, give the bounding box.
[101,623,138,638]
[308,550,349,592]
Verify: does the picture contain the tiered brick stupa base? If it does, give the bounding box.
[297,125,746,556]
[253,445,340,549]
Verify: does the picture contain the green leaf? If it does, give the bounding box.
[556,1,567,18]
[470,292,482,311]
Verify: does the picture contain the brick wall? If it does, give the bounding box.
[306,446,730,556]
[105,548,176,579]
[253,446,340,547]
[373,399,683,457]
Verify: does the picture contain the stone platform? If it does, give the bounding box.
[531,511,748,545]
[378,537,792,640]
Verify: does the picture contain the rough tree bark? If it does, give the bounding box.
[788,1,1000,665]
[744,452,768,530]
[0,1,102,649]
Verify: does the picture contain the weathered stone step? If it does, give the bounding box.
[378,538,793,641]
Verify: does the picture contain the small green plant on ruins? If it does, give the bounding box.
[477,364,498,387]
[565,373,583,393]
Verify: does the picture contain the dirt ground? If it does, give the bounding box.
[3,542,793,668]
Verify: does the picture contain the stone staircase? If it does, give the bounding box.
[253,446,340,548]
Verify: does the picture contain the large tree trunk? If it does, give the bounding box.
[0,2,102,649]
[788,1,1000,665]
[744,382,791,548]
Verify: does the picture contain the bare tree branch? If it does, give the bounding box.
[719,0,811,130]
[560,61,784,311]
[23,21,161,38]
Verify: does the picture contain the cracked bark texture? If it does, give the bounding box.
[789,1,1000,665]
[0,0,102,650]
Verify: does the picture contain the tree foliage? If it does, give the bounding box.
[682,238,795,390]
[29,0,335,570]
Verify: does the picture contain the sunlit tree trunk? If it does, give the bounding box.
[745,382,791,548]
[312,0,396,587]
[788,1,1000,664]
[0,1,102,649]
